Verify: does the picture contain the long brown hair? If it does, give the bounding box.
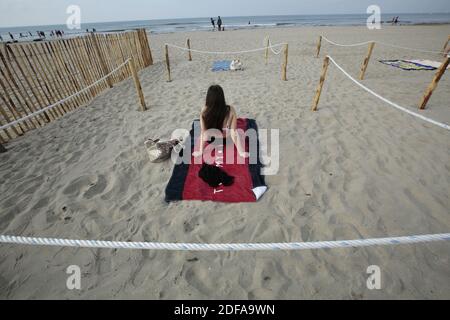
[202,85,230,130]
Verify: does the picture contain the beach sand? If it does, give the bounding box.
[0,25,449,299]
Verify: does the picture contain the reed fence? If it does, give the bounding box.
[0,28,153,144]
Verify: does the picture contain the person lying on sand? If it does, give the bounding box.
[193,85,249,159]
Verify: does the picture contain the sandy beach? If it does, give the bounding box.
[0,25,449,299]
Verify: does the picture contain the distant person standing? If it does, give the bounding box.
[217,16,222,31]
[211,18,216,31]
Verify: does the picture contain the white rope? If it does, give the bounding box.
[326,55,450,131]
[0,59,131,132]
[165,42,287,55]
[268,39,284,55]
[322,35,446,55]
[0,233,448,251]
[376,41,446,55]
[322,35,374,47]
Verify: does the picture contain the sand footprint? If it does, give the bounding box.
[62,174,110,200]
[66,151,83,164]
[63,176,92,196]
[183,216,200,234]
[30,196,50,211]
[184,264,220,297]
[83,175,109,200]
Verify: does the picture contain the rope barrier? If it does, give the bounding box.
[326,55,450,131]
[377,41,447,55]
[322,35,447,55]
[1,233,449,251]
[322,36,374,47]
[0,59,131,132]
[268,39,284,55]
[165,42,287,55]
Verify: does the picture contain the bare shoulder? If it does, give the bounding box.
[229,105,237,117]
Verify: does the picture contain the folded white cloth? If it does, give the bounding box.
[230,59,243,71]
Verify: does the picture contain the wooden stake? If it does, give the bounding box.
[84,36,108,94]
[312,56,330,112]
[129,58,147,111]
[98,34,117,84]
[0,72,31,132]
[360,42,375,80]
[130,32,143,70]
[21,44,62,118]
[442,35,450,56]
[12,44,53,123]
[0,96,22,137]
[40,41,75,113]
[45,42,73,113]
[46,41,79,112]
[5,45,48,126]
[187,39,192,61]
[282,44,288,81]
[143,30,153,66]
[2,46,41,128]
[265,37,270,65]
[165,44,172,82]
[61,39,90,106]
[419,55,450,110]
[90,33,113,88]
[136,29,147,67]
[0,131,8,143]
[316,36,322,58]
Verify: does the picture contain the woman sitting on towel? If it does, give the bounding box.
[193,85,249,158]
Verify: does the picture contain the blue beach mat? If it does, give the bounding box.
[379,60,437,71]
[212,60,232,72]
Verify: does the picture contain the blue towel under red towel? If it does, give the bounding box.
[165,118,267,203]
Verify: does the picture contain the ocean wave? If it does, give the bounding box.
[163,22,201,26]
[276,23,295,26]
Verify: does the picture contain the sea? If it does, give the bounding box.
[1,13,450,42]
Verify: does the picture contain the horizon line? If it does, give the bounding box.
[1,12,449,29]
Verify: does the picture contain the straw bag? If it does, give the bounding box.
[145,138,182,163]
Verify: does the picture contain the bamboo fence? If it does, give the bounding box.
[0,28,153,143]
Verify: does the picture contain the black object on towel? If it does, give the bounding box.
[199,164,235,188]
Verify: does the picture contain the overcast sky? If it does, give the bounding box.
[1,0,450,28]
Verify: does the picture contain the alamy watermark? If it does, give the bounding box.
[366,265,382,290]
[367,5,381,30]
[66,5,81,30]
[66,265,81,290]
[170,127,280,176]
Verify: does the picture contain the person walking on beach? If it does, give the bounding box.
[211,18,216,31]
[217,16,223,31]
